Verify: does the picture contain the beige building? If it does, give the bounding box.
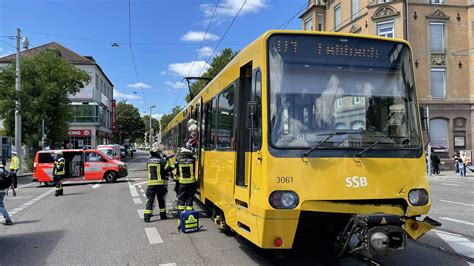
[301,0,474,166]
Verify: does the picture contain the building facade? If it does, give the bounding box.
[0,42,115,148]
[301,0,474,166]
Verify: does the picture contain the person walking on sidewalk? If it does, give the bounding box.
[459,153,467,177]
[0,163,16,225]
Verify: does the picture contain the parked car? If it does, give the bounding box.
[97,144,121,161]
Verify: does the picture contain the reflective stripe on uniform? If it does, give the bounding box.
[148,163,165,185]
[159,208,166,212]
[178,205,186,210]
[185,206,193,211]
[178,164,196,184]
[144,209,153,214]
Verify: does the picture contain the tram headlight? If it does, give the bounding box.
[408,189,429,206]
[269,191,299,209]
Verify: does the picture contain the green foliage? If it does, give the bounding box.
[185,48,237,103]
[0,49,90,154]
[160,106,182,132]
[142,115,160,134]
[115,101,145,143]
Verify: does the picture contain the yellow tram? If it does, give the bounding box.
[162,30,439,256]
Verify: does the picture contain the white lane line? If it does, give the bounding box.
[0,188,55,223]
[133,198,143,204]
[91,184,101,189]
[140,189,145,193]
[129,181,139,197]
[440,199,474,207]
[143,194,146,198]
[20,182,38,188]
[159,263,176,266]
[439,217,474,226]
[441,183,461,187]
[434,230,474,259]
[134,181,147,186]
[138,209,144,219]
[145,227,164,244]
[138,185,142,188]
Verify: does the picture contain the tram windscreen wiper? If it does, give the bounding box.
[354,132,391,158]
[301,131,362,158]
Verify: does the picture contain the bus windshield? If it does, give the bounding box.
[268,34,421,150]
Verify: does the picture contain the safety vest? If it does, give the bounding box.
[148,158,165,186]
[54,160,65,176]
[9,156,19,170]
[178,158,196,184]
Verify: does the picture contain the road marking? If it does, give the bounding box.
[434,230,474,259]
[440,199,474,207]
[138,185,142,188]
[128,181,139,197]
[159,263,176,266]
[441,183,461,187]
[140,189,145,193]
[91,184,101,189]
[143,194,146,198]
[0,188,55,223]
[20,182,38,188]
[138,209,144,219]
[439,217,474,226]
[134,181,147,186]
[133,198,143,204]
[145,227,164,244]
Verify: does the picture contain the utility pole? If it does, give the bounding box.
[149,105,156,147]
[15,28,22,174]
[41,119,45,150]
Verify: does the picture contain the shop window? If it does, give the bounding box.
[430,118,448,152]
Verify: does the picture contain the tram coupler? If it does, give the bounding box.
[335,214,407,258]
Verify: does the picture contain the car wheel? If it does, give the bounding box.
[104,171,118,183]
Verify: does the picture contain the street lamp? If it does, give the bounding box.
[149,105,156,147]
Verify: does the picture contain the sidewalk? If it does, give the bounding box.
[428,170,474,180]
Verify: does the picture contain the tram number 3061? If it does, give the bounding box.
[345,176,368,188]
[276,176,294,183]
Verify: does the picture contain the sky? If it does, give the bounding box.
[0,0,306,119]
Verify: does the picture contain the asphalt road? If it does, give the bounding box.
[0,151,472,265]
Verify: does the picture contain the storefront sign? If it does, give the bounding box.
[112,100,116,133]
[67,129,92,137]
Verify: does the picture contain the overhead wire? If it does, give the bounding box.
[128,0,148,106]
[197,0,248,78]
[172,0,221,108]
[278,1,308,29]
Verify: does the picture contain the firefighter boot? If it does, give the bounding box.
[59,189,63,196]
[160,212,168,220]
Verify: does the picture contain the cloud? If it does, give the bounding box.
[127,82,151,89]
[142,113,163,120]
[114,89,142,99]
[160,70,167,75]
[197,46,214,58]
[168,61,211,77]
[201,0,266,21]
[181,31,219,42]
[165,81,187,89]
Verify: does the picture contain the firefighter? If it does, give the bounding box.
[143,147,169,223]
[53,151,65,196]
[176,147,197,212]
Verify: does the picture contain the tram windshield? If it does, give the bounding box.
[268,34,421,149]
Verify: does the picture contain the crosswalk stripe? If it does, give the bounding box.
[137,209,144,219]
[434,230,474,259]
[145,227,164,244]
[133,197,142,204]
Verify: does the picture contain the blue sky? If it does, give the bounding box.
[0,0,305,119]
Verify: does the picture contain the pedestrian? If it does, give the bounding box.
[0,163,16,225]
[454,153,460,173]
[53,151,66,196]
[458,154,466,177]
[175,147,197,213]
[430,152,441,175]
[143,147,170,223]
[8,151,19,188]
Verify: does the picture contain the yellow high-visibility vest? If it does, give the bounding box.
[9,156,19,170]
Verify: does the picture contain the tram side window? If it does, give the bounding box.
[252,70,262,150]
[217,85,235,150]
[204,99,217,149]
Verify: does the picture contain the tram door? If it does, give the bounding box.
[195,98,204,189]
[235,62,253,208]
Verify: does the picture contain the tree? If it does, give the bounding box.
[142,115,160,134]
[160,106,182,132]
[115,101,145,143]
[185,48,237,103]
[0,49,90,153]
